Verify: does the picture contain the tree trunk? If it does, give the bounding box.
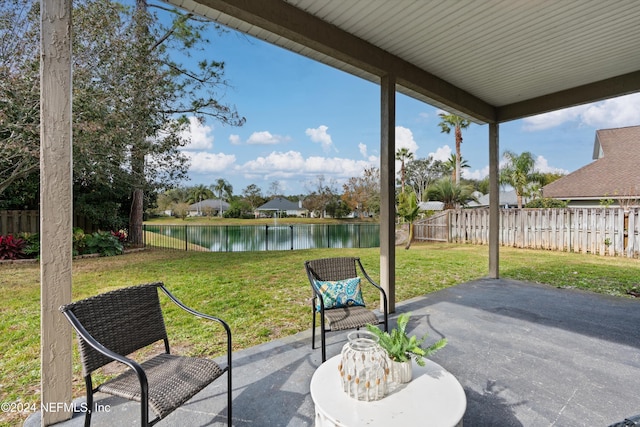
[129,188,144,246]
[404,221,414,250]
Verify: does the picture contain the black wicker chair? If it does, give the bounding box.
[305,257,388,362]
[59,282,232,426]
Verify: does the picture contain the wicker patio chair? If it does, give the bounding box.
[59,282,232,427]
[305,257,388,362]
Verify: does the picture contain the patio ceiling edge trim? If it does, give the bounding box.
[497,70,640,123]
[193,0,496,124]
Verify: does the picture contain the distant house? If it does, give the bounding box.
[543,126,640,207]
[256,197,308,217]
[469,190,531,209]
[188,198,229,216]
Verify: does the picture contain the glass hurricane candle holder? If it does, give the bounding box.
[337,330,389,401]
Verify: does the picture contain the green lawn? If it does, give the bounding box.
[1,243,639,426]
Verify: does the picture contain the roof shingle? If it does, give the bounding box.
[543,126,640,199]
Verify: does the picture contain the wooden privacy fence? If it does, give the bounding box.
[0,210,98,235]
[414,208,640,258]
[0,210,39,234]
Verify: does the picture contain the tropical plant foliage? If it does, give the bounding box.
[427,178,478,209]
[366,313,447,366]
[499,151,545,208]
[438,113,471,184]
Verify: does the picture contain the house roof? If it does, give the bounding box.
[543,126,640,200]
[166,0,640,124]
[257,197,303,211]
[470,190,530,208]
[189,198,230,210]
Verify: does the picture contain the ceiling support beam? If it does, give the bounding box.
[380,74,396,313]
[190,0,495,123]
[497,70,640,122]
[40,0,73,424]
[488,123,500,279]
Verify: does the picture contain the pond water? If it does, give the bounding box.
[144,223,380,252]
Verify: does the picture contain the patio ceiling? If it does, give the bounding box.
[164,0,640,124]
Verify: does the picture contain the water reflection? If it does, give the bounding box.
[145,223,380,252]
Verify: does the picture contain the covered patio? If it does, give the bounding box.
[29,278,640,426]
[39,1,640,425]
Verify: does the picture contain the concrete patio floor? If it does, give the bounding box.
[27,278,640,426]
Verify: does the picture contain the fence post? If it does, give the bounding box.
[185,225,188,251]
[327,224,330,248]
[290,225,294,250]
[266,225,269,251]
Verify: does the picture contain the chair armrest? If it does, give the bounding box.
[158,284,232,368]
[60,309,149,391]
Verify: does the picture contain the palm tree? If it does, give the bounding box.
[211,178,233,217]
[426,178,478,210]
[438,113,471,184]
[396,148,414,192]
[443,153,470,181]
[499,151,544,209]
[397,190,420,249]
[188,184,213,215]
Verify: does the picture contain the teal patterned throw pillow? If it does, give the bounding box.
[315,277,366,311]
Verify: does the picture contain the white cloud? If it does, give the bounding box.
[535,155,568,174]
[240,150,376,180]
[247,131,289,145]
[180,116,214,150]
[306,125,335,152]
[580,93,640,128]
[522,106,588,131]
[358,142,368,158]
[395,126,419,154]
[522,93,640,131]
[185,151,236,173]
[429,145,452,162]
[229,134,241,145]
[462,166,489,181]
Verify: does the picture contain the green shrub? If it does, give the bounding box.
[18,233,39,258]
[525,198,569,208]
[73,228,87,256]
[83,231,124,257]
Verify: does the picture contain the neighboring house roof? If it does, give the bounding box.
[471,190,530,208]
[418,201,444,211]
[543,126,640,200]
[189,198,229,210]
[257,197,303,211]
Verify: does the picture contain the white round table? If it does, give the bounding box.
[310,355,466,427]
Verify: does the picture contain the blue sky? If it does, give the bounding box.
[177,24,640,196]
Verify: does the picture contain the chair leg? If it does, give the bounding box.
[84,376,93,427]
[320,313,327,362]
[312,309,317,350]
[227,369,232,426]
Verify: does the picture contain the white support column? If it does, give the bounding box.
[488,122,500,278]
[380,74,396,313]
[40,0,73,424]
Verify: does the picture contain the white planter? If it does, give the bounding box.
[390,359,412,384]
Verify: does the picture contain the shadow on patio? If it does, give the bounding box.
[27,278,640,426]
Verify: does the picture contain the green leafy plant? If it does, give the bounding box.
[84,231,124,257]
[366,312,447,366]
[0,235,27,260]
[18,233,39,258]
[73,227,87,256]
